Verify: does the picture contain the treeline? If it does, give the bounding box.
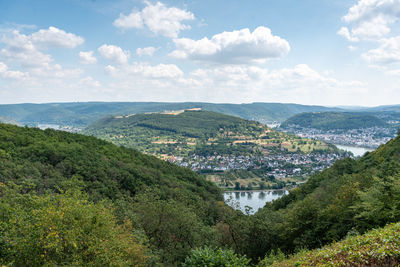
[1,123,400,265]
[281,111,389,130]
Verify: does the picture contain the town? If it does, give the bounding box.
[170,151,349,178]
[280,126,397,148]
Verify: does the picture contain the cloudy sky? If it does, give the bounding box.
[0,0,400,106]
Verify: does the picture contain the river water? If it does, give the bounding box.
[335,144,374,157]
[224,190,288,214]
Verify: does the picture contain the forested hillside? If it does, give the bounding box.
[0,123,222,266]
[281,111,388,130]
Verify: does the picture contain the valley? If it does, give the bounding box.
[3,0,400,265]
[1,120,400,266]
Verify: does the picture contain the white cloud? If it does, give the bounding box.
[183,64,366,104]
[0,30,53,68]
[0,26,84,97]
[350,17,391,40]
[343,0,400,24]
[30,26,84,48]
[170,26,290,64]
[79,51,97,64]
[339,0,400,41]
[98,44,130,64]
[114,11,143,29]
[339,0,400,75]
[338,17,391,41]
[79,76,101,87]
[348,45,358,51]
[0,62,28,80]
[129,62,183,78]
[363,36,400,64]
[98,61,365,105]
[189,64,360,90]
[0,27,84,69]
[136,46,158,56]
[337,27,359,42]
[106,62,183,79]
[113,1,194,38]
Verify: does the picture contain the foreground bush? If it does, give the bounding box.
[0,183,149,266]
[182,246,250,267]
[261,222,400,266]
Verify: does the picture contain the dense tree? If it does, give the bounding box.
[0,123,222,266]
[182,247,250,267]
[0,182,149,266]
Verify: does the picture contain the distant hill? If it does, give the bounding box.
[0,102,343,126]
[363,104,400,113]
[280,111,389,130]
[83,110,337,159]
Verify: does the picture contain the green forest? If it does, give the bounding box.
[281,111,389,130]
[1,122,400,266]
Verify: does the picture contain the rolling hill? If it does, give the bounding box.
[280,111,389,130]
[83,110,337,160]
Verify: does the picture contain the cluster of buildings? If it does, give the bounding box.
[282,126,397,148]
[37,124,84,133]
[169,152,348,178]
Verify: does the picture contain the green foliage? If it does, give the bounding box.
[132,190,219,265]
[1,116,400,266]
[353,174,400,230]
[0,182,149,266]
[257,250,286,266]
[182,247,251,267]
[281,111,388,130]
[0,123,221,204]
[0,123,222,266]
[265,222,400,266]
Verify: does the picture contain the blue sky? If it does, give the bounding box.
[0,0,399,106]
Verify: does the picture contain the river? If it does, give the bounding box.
[224,190,288,214]
[335,144,374,157]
